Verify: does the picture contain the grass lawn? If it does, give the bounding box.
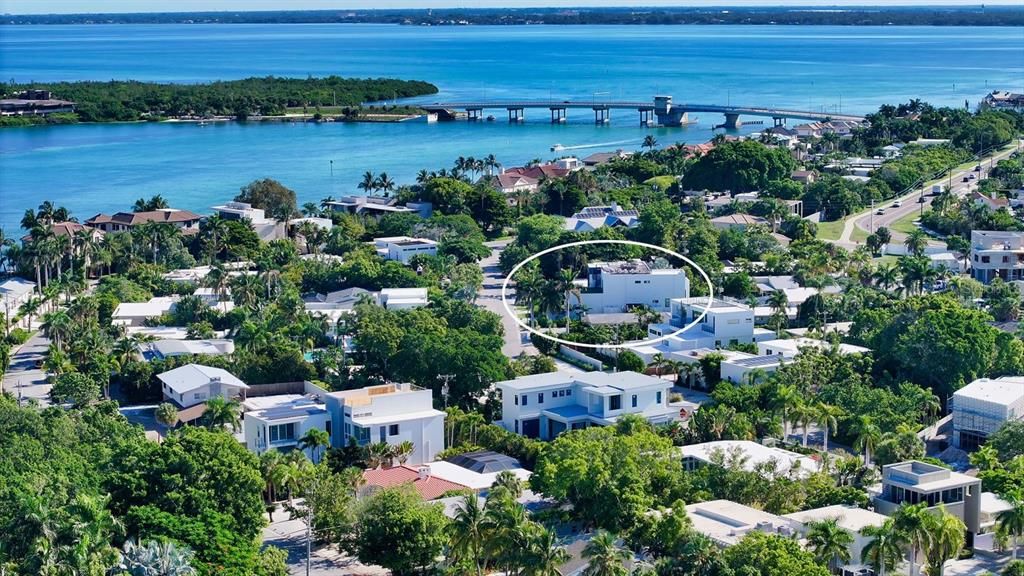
[889,209,927,235]
[850,227,869,243]
[815,219,846,241]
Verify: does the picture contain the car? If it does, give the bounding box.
[892,200,902,207]
[963,176,970,182]
[969,174,977,180]
[875,208,885,215]
[918,197,927,203]
[975,165,982,172]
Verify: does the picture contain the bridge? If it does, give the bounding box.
[420,96,865,129]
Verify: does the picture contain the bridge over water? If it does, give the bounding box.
[421,96,865,129]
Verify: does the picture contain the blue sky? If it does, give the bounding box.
[3,0,1020,15]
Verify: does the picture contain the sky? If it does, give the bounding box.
[3,0,1021,15]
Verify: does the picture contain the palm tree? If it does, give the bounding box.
[298,428,331,463]
[493,470,524,498]
[851,414,881,466]
[115,539,197,576]
[558,268,581,322]
[523,527,570,576]
[154,403,178,443]
[922,505,966,576]
[450,495,489,576]
[815,402,842,453]
[260,449,285,518]
[18,295,43,329]
[582,531,629,576]
[395,440,415,465]
[358,171,377,194]
[904,229,929,257]
[893,503,930,576]
[872,262,900,291]
[203,396,241,432]
[860,518,904,576]
[805,517,853,573]
[200,214,229,262]
[376,172,396,197]
[767,289,789,334]
[771,383,800,440]
[997,492,1024,561]
[41,309,72,352]
[642,135,658,151]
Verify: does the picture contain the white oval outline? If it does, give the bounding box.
[500,239,715,350]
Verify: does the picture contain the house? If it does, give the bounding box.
[679,440,821,478]
[490,173,539,196]
[141,339,235,360]
[503,163,571,181]
[212,201,285,241]
[379,287,429,310]
[874,460,981,541]
[929,252,964,274]
[161,263,255,284]
[495,370,677,440]
[972,191,1010,212]
[0,277,36,324]
[323,195,433,220]
[324,382,445,465]
[0,90,75,116]
[783,505,889,574]
[881,143,905,158]
[578,260,689,314]
[20,221,103,245]
[564,204,640,233]
[582,150,632,167]
[304,287,374,316]
[951,376,1024,450]
[790,170,817,185]
[685,500,794,547]
[374,236,438,264]
[243,393,332,461]
[157,363,249,412]
[719,352,790,384]
[757,337,871,358]
[111,297,178,327]
[361,465,469,500]
[970,230,1024,284]
[640,298,775,358]
[288,217,334,231]
[437,451,532,494]
[86,209,202,234]
[982,90,1024,110]
[710,214,769,230]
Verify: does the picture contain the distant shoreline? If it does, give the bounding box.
[4,6,1024,27]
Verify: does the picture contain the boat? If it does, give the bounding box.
[551,143,565,152]
[486,115,495,122]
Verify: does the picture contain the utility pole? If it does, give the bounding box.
[438,374,455,408]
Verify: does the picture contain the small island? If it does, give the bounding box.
[0,76,439,127]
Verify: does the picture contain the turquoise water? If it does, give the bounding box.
[1,24,1022,232]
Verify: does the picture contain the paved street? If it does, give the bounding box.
[263,505,387,576]
[477,240,535,358]
[2,328,52,405]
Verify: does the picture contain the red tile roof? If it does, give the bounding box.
[362,465,469,500]
[87,210,202,227]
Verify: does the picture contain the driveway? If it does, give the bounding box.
[477,240,535,358]
[263,506,387,576]
[2,328,52,405]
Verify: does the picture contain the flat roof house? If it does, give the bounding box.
[243,394,331,461]
[323,195,433,220]
[324,382,445,465]
[579,260,689,314]
[634,298,775,363]
[212,201,286,241]
[0,277,37,325]
[685,500,794,547]
[757,337,871,358]
[784,505,889,575]
[951,376,1024,450]
[142,338,235,360]
[679,440,821,478]
[494,370,677,440]
[157,363,249,413]
[971,230,1024,284]
[875,460,981,541]
[374,236,438,265]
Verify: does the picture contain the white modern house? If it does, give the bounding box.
[112,297,178,327]
[627,298,775,363]
[0,277,36,327]
[875,460,982,540]
[685,500,795,547]
[757,338,871,358]
[324,382,444,465]
[577,260,689,314]
[970,230,1024,284]
[379,287,429,310]
[243,393,332,461]
[374,236,438,264]
[157,363,249,409]
[719,352,790,384]
[679,440,821,478]
[951,376,1024,450]
[142,339,235,360]
[494,370,677,440]
[784,505,889,574]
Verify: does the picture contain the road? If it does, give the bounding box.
[2,328,52,405]
[837,141,1021,249]
[476,240,535,358]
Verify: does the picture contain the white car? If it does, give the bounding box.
[892,200,902,208]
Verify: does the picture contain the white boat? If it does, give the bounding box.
[551,143,565,152]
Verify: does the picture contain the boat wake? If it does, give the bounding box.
[552,138,640,152]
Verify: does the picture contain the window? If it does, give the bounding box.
[269,423,296,443]
[515,420,519,433]
[982,256,990,263]
[326,421,332,436]
[522,395,528,406]
[538,393,544,404]
[657,391,663,404]
[389,424,400,436]
[193,392,207,401]
[610,395,622,410]
[631,394,637,408]
[514,394,519,406]
[566,389,572,397]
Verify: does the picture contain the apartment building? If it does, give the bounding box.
[324,382,445,465]
[495,370,676,440]
[970,230,1024,284]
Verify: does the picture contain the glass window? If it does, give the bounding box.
[379,426,386,442]
[610,395,622,410]
[522,395,528,406]
[631,394,637,408]
[566,389,572,396]
[389,424,399,436]
[514,394,518,405]
[538,393,544,404]
[657,391,663,404]
[269,423,296,443]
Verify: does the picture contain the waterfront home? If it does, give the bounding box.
[243,393,331,461]
[494,370,676,440]
[582,150,631,167]
[324,382,445,465]
[875,460,981,543]
[140,338,235,360]
[212,201,286,240]
[288,216,333,231]
[0,90,75,116]
[323,195,433,220]
[970,230,1024,284]
[982,90,1024,110]
[578,260,689,314]
[0,277,37,325]
[157,363,249,414]
[373,236,438,264]
[951,376,1024,450]
[490,173,539,196]
[564,203,640,233]
[20,221,103,245]
[680,440,821,478]
[502,162,572,181]
[86,209,202,234]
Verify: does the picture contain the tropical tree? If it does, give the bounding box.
[359,171,378,194]
[767,289,789,334]
[259,449,286,518]
[815,402,842,453]
[582,530,630,576]
[202,396,241,432]
[114,538,197,576]
[997,492,1024,561]
[805,517,853,573]
[922,505,966,576]
[642,135,658,151]
[298,428,331,463]
[860,518,905,576]
[450,495,488,576]
[904,229,929,257]
[851,414,881,466]
[154,402,178,443]
[892,503,930,576]
[523,527,570,576]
